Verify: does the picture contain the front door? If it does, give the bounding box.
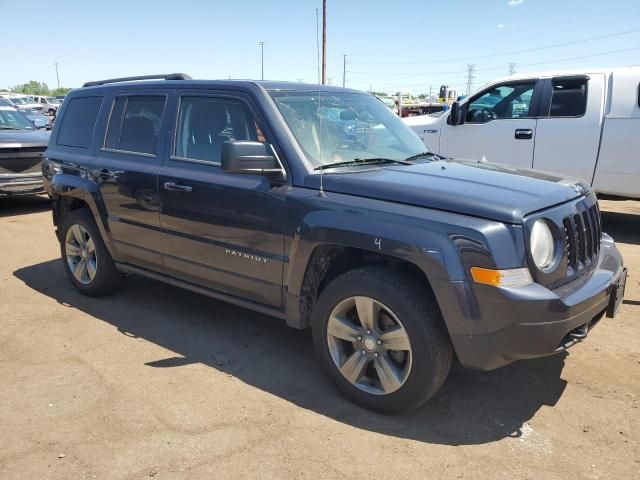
[92,92,169,272]
[441,80,540,169]
[158,92,286,308]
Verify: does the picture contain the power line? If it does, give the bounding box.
[349,28,640,65]
[518,45,640,67]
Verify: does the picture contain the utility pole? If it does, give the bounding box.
[321,0,327,84]
[508,62,516,75]
[316,8,321,84]
[53,62,60,89]
[429,85,433,98]
[258,41,265,80]
[466,64,476,95]
[342,54,346,88]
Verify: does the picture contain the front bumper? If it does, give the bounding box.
[0,173,45,196]
[451,234,625,370]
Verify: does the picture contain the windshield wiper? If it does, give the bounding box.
[314,157,412,171]
[403,151,447,162]
[0,126,20,130]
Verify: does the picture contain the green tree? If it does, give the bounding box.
[11,80,50,95]
[51,87,72,96]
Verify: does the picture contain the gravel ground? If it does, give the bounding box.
[0,196,638,480]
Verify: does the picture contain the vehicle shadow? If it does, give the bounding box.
[601,210,640,245]
[0,196,50,218]
[14,259,568,446]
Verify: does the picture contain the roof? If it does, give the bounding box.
[481,66,640,87]
[79,77,364,95]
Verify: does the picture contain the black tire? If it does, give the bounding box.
[59,208,123,296]
[311,266,452,414]
[48,108,55,116]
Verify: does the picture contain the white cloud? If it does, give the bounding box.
[508,0,525,6]
[497,24,505,28]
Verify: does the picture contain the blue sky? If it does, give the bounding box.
[2,0,639,94]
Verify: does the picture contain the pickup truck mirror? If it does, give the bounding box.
[221,141,281,176]
[449,101,461,126]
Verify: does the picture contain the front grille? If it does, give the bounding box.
[563,203,601,273]
[0,147,46,174]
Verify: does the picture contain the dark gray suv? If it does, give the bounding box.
[42,74,626,413]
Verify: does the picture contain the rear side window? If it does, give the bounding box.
[549,78,587,117]
[104,95,166,155]
[57,96,103,148]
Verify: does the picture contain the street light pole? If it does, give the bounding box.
[258,41,265,80]
[53,62,60,89]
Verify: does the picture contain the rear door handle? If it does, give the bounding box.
[163,182,192,193]
[515,128,533,140]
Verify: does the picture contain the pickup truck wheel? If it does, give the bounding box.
[312,266,452,414]
[59,209,123,296]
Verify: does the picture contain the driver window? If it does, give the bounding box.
[466,82,536,123]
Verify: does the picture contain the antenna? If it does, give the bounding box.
[318,81,325,197]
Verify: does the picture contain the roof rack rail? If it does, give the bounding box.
[82,73,192,88]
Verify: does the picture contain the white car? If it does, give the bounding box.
[404,67,640,199]
[1,95,43,111]
[31,95,62,115]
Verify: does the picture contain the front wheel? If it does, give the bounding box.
[312,266,452,414]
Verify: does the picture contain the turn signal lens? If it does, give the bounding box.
[470,267,533,287]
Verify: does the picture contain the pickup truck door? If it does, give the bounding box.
[532,75,605,183]
[158,91,286,308]
[440,79,541,169]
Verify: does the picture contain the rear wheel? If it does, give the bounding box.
[59,209,123,296]
[312,266,452,413]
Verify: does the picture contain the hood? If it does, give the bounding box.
[306,159,588,224]
[0,129,50,148]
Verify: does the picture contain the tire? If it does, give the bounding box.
[59,208,123,296]
[48,108,55,116]
[311,266,452,414]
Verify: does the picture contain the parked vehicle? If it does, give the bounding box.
[0,106,50,196]
[7,95,42,111]
[31,96,62,115]
[43,74,626,413]
[18,108,52,130]
[404,67,640,198]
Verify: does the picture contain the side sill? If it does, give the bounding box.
[115,262,288,322]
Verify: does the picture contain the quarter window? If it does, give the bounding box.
[465,82,536,123]
[104,95,166,155]
[549,78,587,117]
[56,96,103,148]
[174,96,261,163]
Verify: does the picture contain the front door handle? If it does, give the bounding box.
[515,128,533,140]
[98,169,122,180]
[163,182,192,193]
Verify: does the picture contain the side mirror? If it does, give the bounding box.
[449,101,461,126]
[221,141,281,176]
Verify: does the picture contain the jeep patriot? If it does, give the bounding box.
[43,74,626,413]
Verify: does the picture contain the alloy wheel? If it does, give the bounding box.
[326,296,413,395]
[65,224,97,285]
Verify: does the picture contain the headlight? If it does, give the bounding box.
[530,220,555,270]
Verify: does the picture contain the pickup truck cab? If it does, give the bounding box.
[43,74,626,413]
[404,67,640,198]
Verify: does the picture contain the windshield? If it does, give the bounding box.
[9,97,28,105]
[270,91,427,169]
[0,109,36,130]
[46,97,60,104]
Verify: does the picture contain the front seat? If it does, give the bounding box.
[186,107,229,162]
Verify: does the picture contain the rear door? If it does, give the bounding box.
[158,90,286,308]
[440,79,541,168]
[92,91,170,272]
[533,75,604,182]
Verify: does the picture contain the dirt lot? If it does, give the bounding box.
[0,197,638,479]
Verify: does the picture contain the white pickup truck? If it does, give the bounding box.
[404,67,640,198]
